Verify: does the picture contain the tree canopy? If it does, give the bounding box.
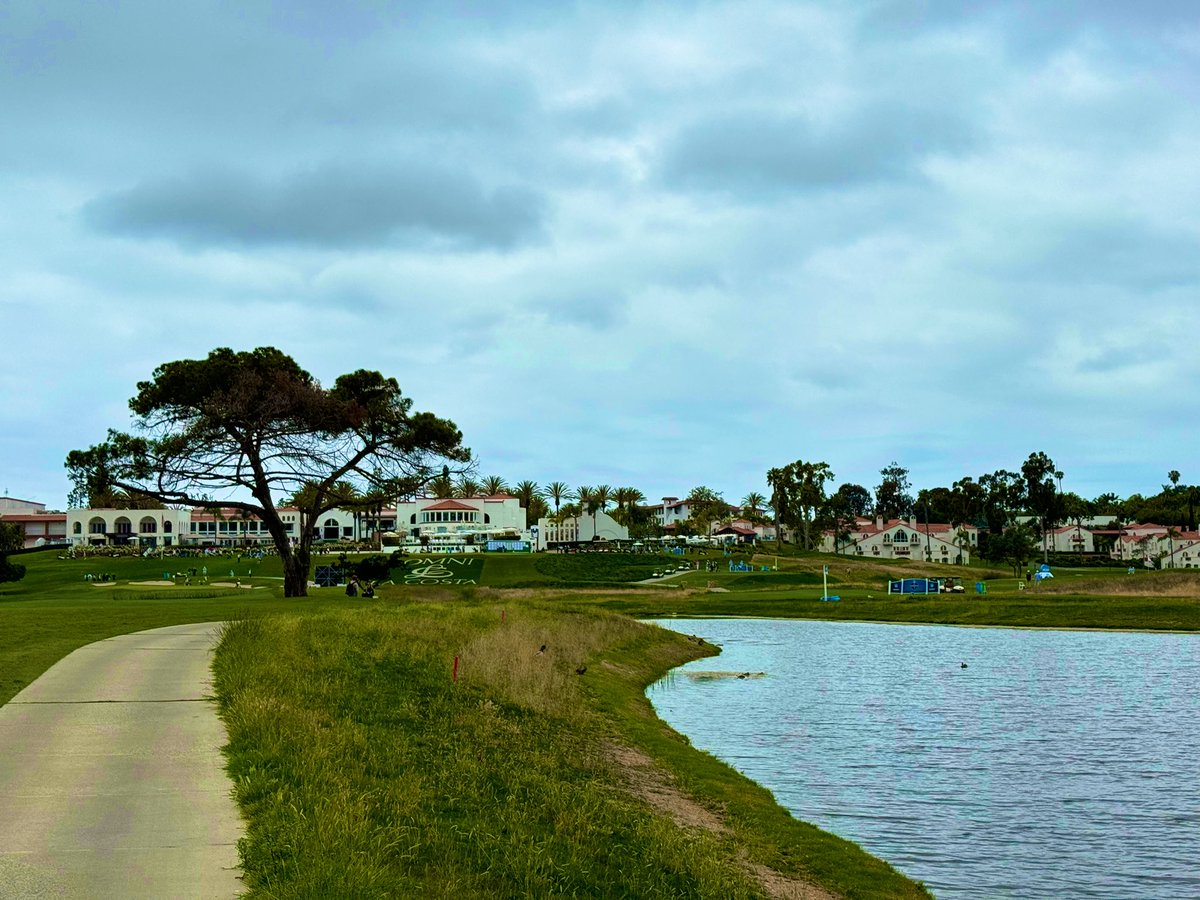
[66,347,470,596]
[874,462,914,520]
[0,522,23,553]
[0,555,26,585]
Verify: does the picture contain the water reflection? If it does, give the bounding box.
[647,619,1200,900]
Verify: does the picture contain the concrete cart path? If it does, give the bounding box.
[0,623,243,899]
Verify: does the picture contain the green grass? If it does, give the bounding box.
[6,549,1197,897]
[577,590,1200,630]
[0,550,355,704]
[214,604,927,898]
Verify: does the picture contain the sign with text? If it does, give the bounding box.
[401,556,484,585]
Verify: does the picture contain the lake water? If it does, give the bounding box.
[647,618,1200,899]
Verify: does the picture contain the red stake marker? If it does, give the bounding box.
[452,655,459,682]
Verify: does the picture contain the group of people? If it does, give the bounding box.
[344,575,376,598]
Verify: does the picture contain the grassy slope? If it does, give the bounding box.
[214,604,927,899]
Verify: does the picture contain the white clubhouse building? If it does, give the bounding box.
[65,495,530,550]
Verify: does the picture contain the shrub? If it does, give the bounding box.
[0,554,27,584]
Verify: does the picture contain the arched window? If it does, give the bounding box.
[140,517,157,533]
[410,514,417,525]
[894,529,906,543]
[323,518,339,540]
[73,521,82,534]
[484,514,490,524]
[163,521,172,533]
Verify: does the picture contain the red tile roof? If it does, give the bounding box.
[422,499,478,511]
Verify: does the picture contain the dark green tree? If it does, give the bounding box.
[0,554,26,585]
[765,462,834,549]
[949,477,986,527]
[990,521,1038,576]
[979,469,1025,538]
[1091,492,1123,518]
[821,490,858,555]
[829,483,872,517]
[66,347,469,597]
[767,467,791,546]
[874,462,914,520]
[916,486,955,524]
[0,522,23,553]
[684,486,727,537]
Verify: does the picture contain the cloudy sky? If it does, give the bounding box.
[3,0,1198,509]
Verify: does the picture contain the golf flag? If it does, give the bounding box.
[823,565,828,574]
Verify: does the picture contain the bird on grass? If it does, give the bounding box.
[575,665,587,675]
[960,662,968,669]
[537,644,546,655]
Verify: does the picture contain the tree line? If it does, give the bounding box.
[759,452,1200,570]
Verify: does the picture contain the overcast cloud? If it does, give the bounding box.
[2,0,1198,507]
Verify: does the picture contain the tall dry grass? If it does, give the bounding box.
[1037,571,1200,597]
[456,605,648,717]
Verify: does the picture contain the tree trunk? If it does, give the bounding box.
[282,549,310,597]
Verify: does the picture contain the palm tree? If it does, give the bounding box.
[610,486,646,524]
[576,486,596,537]
[428,474,454,499]
[481,475,509,496]
[546,481,570,516]
[1166,525,1181,569]
[741,492,766,518]
[593,485,612,514]
[527,495,550,523]
[513,480,540,509]
[456,477,481,498]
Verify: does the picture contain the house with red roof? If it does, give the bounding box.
[819,516,976,564]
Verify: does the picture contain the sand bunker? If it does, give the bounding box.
[211,581,255,589]
[130,580,176,586]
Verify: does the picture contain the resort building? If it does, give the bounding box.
[534,510,629,550]
[64,494,529,551]
[1045,524,1096,554]
[1156,531,1200,568]
[1,498,68,549]
[820,516,976,564]
[648,497,693,531]
[712,518,777,544]
[394,495,528,551]
[68,508,199,548]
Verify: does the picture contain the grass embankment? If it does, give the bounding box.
[214,604,927,899]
